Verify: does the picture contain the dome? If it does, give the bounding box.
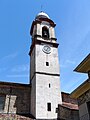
[35,11,50,19]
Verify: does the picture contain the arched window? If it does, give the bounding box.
[42,27,49,38]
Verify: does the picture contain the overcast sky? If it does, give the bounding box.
[0,0,90,93]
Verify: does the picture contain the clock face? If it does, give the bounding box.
[42,45,51,54]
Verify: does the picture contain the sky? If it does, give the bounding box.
[0,0,90,93]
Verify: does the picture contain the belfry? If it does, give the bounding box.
[29,11,62,119]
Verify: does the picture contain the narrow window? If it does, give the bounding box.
[42,27,49,38]
[49,83,51,88]
[47,103,51,111]
[56,108,58,113]
[0,95,5,112]
[62,95,64,102]
[46,62,49,66]
[87,101,90,115]
[88,71,90,79]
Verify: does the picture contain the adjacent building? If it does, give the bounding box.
[71,54,90,120]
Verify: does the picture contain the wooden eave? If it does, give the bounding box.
[74,54,90,73]
[71,79,90,99]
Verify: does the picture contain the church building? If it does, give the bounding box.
[0,11,89,120]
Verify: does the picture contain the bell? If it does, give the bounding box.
[43,31,48,37]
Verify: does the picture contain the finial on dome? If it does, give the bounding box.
[35,11,50,20]
[41,5,43,12]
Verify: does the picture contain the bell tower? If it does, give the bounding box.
[29,12,62,119]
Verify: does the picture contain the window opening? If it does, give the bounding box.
[0,95,5,112]
[47,103,51,111]
[87,101,90,115]
[49,83,51,88]
[46,62,49,66]
[42,27,49,38]
[88,71,90,79]
[56,108,58,113]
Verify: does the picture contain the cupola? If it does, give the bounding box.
[30,11,57,43]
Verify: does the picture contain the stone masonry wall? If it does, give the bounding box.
[78,89,90,106]
[77,89,90,120]
[0,114,33,120]
[0,83,30,115]
[58,105,79,120]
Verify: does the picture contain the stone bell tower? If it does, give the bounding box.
[29,11,62,119]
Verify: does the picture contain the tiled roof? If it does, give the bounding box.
[62,102,79,110]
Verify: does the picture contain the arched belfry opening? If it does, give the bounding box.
[42,26,49,38]
[30,11,57,42]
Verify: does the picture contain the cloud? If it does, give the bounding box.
[61,74,87,93]
[2,53,17,60]
[60,59,76,68]
[6,64,30,78]
[11,64,29,72]
[66,60,76,65]
[7,74,29,78]
[0,53,18,63]
[60,64,67,68]
[65,80,81,92]
[0,80,8,82]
